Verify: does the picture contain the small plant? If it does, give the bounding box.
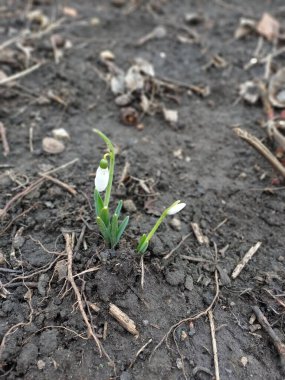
[136,200,186,253]
[93,129,129,248]
[93,129,186,251]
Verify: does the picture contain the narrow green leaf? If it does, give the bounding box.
[116,216,129,243]
[137,240,149,254]
[110,214,119,248]
[96,216,110,244]
[115,200,123,218]
[136,234,149,253]
[94,189,104,216]
[99,207,110,227]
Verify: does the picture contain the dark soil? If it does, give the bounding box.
[1,1,285,379]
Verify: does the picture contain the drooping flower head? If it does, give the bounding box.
[95,158,109,192]
[167,201,186,215]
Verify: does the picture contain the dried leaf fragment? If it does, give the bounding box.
[163,108,178,124]
[239,81,260,104]
[62,7,78,17]
[256,13,279,42]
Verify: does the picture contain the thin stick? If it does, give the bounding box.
[109,303,139,336]
[129,339,152,368]
[231,242,262,279]
[0,62,43,86]
[150,269,219,361]
[0,122,10,156]
[39,173,77,195]
[63,233,105,357]
[163,233,191,260]
[191,223,209,245]
[1,158,79,217]
[208,310,220,380]
[252,306,285,372]
[234,128,285,179]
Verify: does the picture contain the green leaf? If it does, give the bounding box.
[94,189,104,216]
[116,216,129,243]
[110,213,119,248]
[96,216,110,244]
[99,207,110,227]
[136,234,149,254]
[115,200,123,218]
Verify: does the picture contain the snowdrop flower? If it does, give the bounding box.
[167,201,186,215]
[95,159,109,192]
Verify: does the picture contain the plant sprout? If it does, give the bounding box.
[136,200,186,254]
[93,129,186,252]
[93,129,129,248]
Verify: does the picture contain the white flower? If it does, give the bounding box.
[167,202,186,215]
[95,166,109,192]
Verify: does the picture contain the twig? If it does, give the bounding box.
[74,224,87,253]
[0,123,9,156]
[212,218,228,232]
[234,128,285,179]
[129,339,152,368]
[163,233,191,260]
[0,62,43,86]
[109,303,139,336]
[39,173,77,195]
[1,158,79,218]
[231,242,262,279]
[63,233,106,357]
[150,269,219,361]
[208,310,220,380]
[191,223,209,245]
[252,306,285,373]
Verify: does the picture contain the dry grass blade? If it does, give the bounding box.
[234,128,285,179]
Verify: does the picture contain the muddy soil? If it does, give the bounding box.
[0,1,285,379]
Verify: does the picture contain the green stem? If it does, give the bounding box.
[145,200,180,242]
[93,129,115,208]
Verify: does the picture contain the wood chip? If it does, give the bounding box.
[231,242,262,279]
[191,222,209,245]
[109,303,139,336]
[256,13,279,42]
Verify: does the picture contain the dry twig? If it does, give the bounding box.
[150,269,219,361]
[39,173,77,195]
[208,310,220,380]
[63,233,108,359]
[252,306,285,373]
[109,303,139,336]
[231,242,262,279]
[191,223,209,245]
[163,233,191,260]
[0,123,9,156]
[234,128,285,179]
[0,62,43,86]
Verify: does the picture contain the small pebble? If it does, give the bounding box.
[169,217,181,231]
[123,199,137,213]
[240,356,248,367]
[52,128,70,140]
[42,137,65,154]
[184,275,194,290]
[37,360,46,370]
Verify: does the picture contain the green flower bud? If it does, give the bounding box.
[99,158,108,169]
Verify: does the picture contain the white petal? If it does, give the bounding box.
[167,202,186,215]
[95,167,109,192]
